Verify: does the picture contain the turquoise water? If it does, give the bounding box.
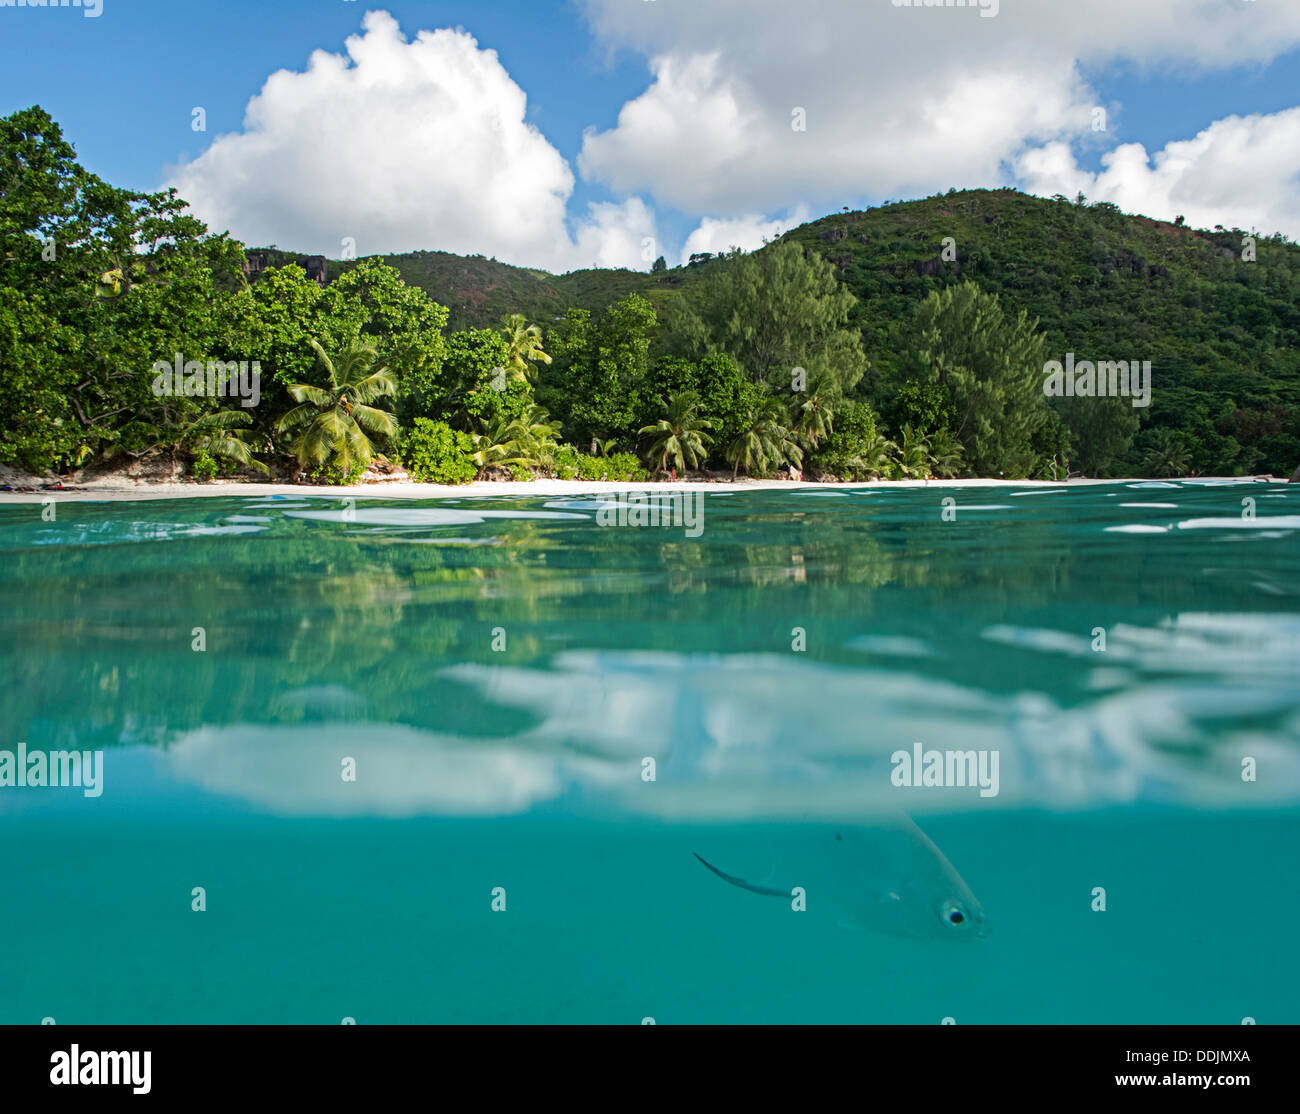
[0,481,1296,1023]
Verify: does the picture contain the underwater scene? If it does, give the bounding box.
[0,480,1296,1024]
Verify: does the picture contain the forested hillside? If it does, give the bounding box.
[5,103,1296,483]
[304,189,1299,475]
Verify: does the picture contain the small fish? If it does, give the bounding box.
[694,811,988,943]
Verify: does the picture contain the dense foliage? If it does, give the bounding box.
[4,107,1296,482]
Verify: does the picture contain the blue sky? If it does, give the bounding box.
[2,1,1298,269]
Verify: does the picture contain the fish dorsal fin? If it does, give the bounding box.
[693,852,791,898]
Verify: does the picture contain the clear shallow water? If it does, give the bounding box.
[0,482,1296,1023]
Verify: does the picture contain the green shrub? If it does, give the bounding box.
[553,444,580,480]
[577,451,648,482]
[190,450,218,483]
[398,418,477,484]
[311,459,366,486]
[808,400,888,479]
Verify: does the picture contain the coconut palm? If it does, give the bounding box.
[792,376,836,448]
[469,413,529,470]
[726,395,801,479]
[638,391,714,476]
[180,410,268,473]
[841,430,897,480]
[105,408,268,478]
[1143,430,1191,477]
[502,314,552,383]
[928,428,965,478]
[470,406,560,471]
[276,337,398,474]
[892,424,934,479]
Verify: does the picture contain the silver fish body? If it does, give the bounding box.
[694,811,988,943]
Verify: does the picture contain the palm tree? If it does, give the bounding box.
[770,417,805,474]
[469,413,529,470]
[928,428,965,478]
[638,391,714,476]
[1143,430,1191,477]
[893,424,933,479]
[276,338,398,475]
[180,410,268,473]
[470,406,561,472]
[502,315,552,383]
[726,395,801,479]
[792,376,836,448]
[108,408,268,478]
[841,430,897,480]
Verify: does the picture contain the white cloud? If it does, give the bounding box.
[679,207,811,263]
[165,3,1300,269]
[167,10,655,272]
[1017,108,1300,235]
[571,197,659,270]
[576,0,1300,228]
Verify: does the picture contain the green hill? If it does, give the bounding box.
[260,188,1300,474]
[783,189,1299,427]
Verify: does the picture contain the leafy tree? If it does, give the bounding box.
[218,259,446,431]
[890,380,956,437]
[1054,395,1138,476]
[546,295,657,448]
[638,351,758,468]
[325,259,447,420]
[927,427,966,478]
[683,241,867,395]
[907,282,1048,477]
[0,105,242,471]
[217,264,341,401]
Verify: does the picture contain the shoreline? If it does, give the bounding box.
[0,474,1282,504]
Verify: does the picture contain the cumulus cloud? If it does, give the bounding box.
[679,207,811,263]
[166,3,1300,270]
[576,0,1300,228]
[167,10,655,272]
[1017,108,1300,235]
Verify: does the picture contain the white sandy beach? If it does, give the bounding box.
[0,470,1282,504]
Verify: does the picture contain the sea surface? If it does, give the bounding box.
[0,481,1296,1023]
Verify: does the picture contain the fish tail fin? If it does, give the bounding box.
[693,852,790,898]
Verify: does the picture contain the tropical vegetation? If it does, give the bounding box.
[3,104,1296,486]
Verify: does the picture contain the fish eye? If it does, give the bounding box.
[941,901,967,927]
